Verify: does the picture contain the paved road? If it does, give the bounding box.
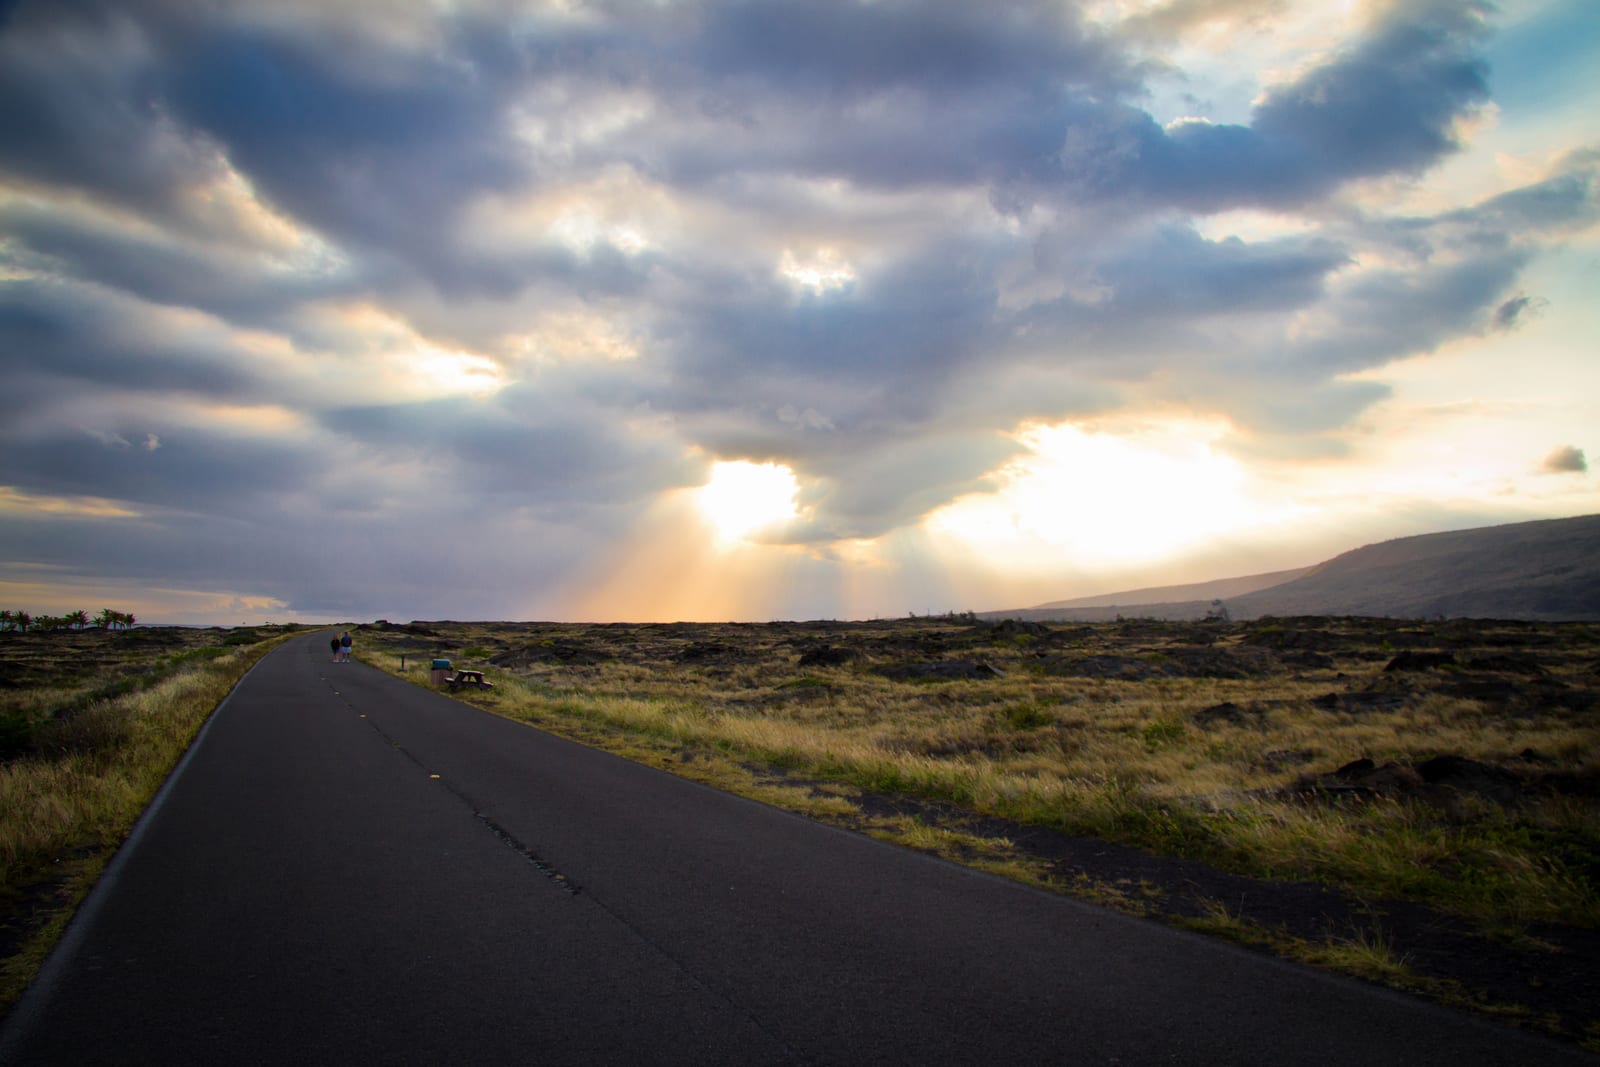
[1,632,1590,1065]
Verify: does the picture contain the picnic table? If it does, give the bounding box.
[444,669,493,690]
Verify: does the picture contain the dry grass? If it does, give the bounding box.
[364,616,1600,933]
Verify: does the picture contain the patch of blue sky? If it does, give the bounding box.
[1484,0,1600,114]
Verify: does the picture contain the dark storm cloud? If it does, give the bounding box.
[0,492,592,620]
[0,201,340,328]
[691,0,1127,94]
[1250,2,1490,174]
[0,0,1498,307]
[322,386,701,514]
[493,0,1489,220]
[0,426,318,509]
[587,0,1138,194]
[663,238,1002,413]
[0,1,537,298]
[157,28,524,290]
[1032,0,1493,213]
[1279,250,1526,375]
[0,3,221,222]
[645,225,1347,455]
[1063,227,1347,320]
[0,278,260,400]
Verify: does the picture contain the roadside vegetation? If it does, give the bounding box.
[363,615,1599,1048]
[0,625,298,1015]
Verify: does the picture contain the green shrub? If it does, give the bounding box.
[780,677,829,690]
[1140,717,1186,750]
[999,702,1053,731]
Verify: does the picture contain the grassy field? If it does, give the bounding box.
[362,614,1599,1047]
[0,625,297,1014]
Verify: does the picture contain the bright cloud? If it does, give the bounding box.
[0,0,1595,623]
[698,460,804,545]
[930,418,1298,570]
[779,249,857,295]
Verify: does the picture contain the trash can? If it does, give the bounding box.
[430,658,452,685]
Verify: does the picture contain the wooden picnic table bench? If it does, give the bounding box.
[444,669,493,690]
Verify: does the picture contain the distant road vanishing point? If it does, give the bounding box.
[1,633,1589,1065]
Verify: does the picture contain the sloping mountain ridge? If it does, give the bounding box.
[1031,567,1314,610]
[1229,513,1600,620]
[984,513,1600,622]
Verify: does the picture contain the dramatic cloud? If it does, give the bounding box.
[1,0,1596,622]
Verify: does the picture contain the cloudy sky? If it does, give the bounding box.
[1,0,1596,625]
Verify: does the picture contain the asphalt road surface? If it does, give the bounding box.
[2,632,1591,1066]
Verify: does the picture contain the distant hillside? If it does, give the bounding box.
[1031,567,1313,610]
[1229,514,1600,620]
[982,514,1600,623]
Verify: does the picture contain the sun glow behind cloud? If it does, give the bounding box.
[551,480,822,622]
[779,249,856,294]
[407,346,505,396]
[930,419,1293,571]
[697,460,803,545]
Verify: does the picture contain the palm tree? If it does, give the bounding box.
[0,610,11,633]
[13,610,30,633]
[68,609,90,631]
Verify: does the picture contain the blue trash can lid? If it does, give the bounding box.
[431,659,451,669]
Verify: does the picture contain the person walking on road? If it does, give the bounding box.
[329,635,341,662]
[339,631,353,663]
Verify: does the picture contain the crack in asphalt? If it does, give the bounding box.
[327,674,583,897]
[320,665,811,1063]
[469,810,582,896]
